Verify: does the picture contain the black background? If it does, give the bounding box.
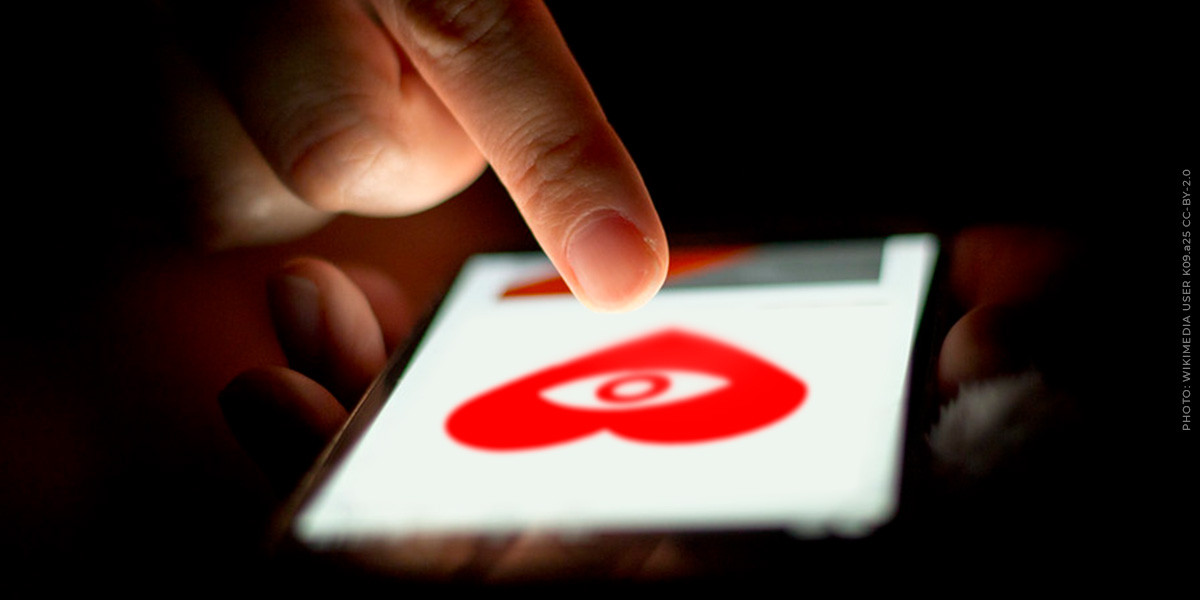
[2,2,1194,588]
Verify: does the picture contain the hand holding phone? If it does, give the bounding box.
[238,235,939,582]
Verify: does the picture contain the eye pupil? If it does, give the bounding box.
[596,373,671,404]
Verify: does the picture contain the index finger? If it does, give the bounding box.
[375,0,668,311]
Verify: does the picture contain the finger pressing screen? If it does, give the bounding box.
[378,0,669,311]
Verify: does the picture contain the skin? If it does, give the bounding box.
[166,0,1096,581]
[218,226,1082,579]
[169,2,667,576]
[0,1,1170,583]
[159,0,667,311]
[223,227,1077,483]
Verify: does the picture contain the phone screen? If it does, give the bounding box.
[292,234,938,546]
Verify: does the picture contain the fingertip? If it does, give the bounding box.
[339,263,416,353]
[564,210,667,312]
[267,264,323,368]
[266,257,387,406]
[382,0,670,313]
[938,304,1034,398]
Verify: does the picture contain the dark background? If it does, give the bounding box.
[2,2,1193,587]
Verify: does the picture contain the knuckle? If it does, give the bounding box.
[504,123,600,230]
[268,90,391,213]
[401,0,517,61]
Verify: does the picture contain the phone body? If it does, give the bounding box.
[274,234,943,583]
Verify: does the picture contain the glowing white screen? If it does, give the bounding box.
[297,235,937,542]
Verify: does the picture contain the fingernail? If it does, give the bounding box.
[268,273,322,367]
[566,211,664,311]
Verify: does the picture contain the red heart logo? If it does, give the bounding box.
[445,329,807,450]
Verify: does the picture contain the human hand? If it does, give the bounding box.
[929,225,1109,547]
[218,258,405,491]
[220,227,1099,578]
[219,257,691,580]
[157,0,666,312]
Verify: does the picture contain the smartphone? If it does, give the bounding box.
[275,234,942,582]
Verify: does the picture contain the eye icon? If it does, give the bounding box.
[540,370,729,411]
[445,329,807,450]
